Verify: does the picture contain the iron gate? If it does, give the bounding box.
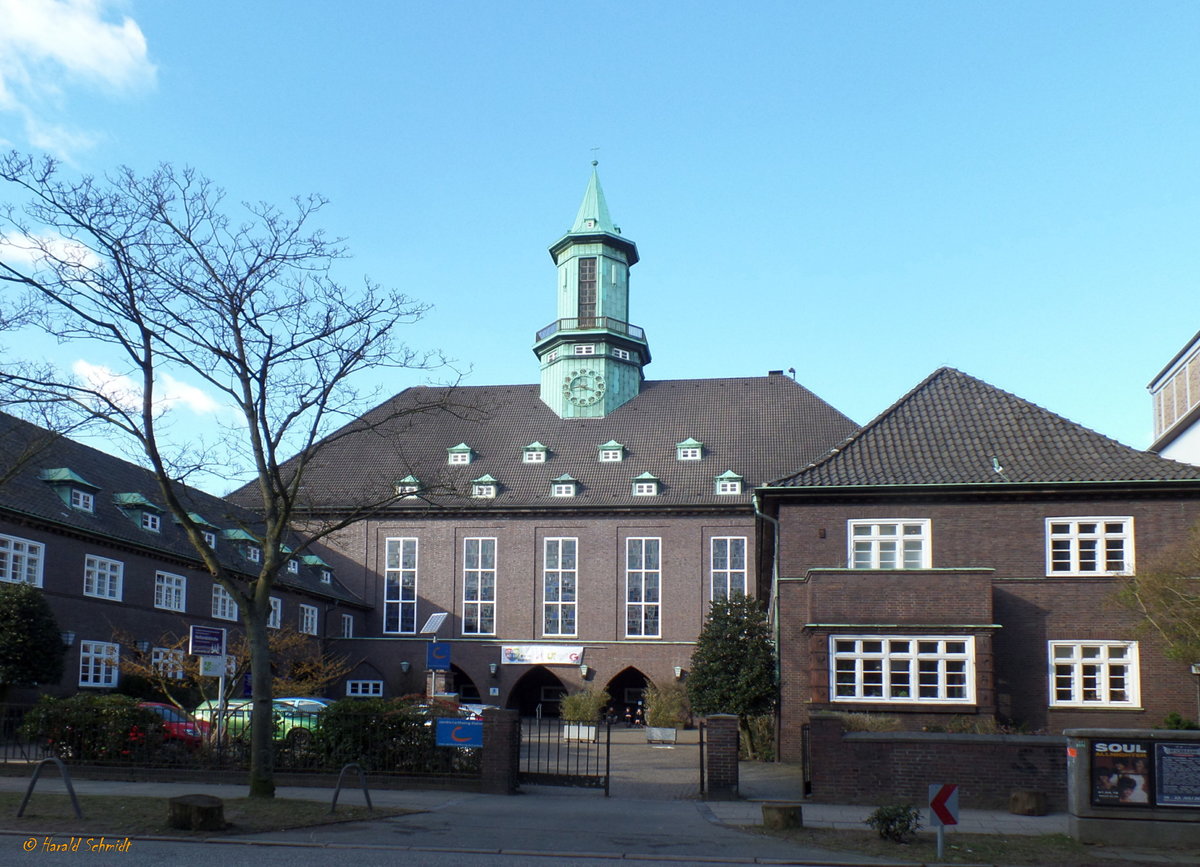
[519,717,611,795]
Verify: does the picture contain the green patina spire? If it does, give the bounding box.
[571,163,617,235]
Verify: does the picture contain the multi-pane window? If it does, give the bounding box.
[79,640,119,687]
[0,533,45,586]
[287,559,299,574]
[384,538,418,633]
[141,512,161,532]
[600,448,623,462]
[1046,518,1133,576]
[578,257,597,325]
[268,596,281,629]
[341,613,354,638]
[472,483,497,498]
[552,482,576,497]
[346,680,383,697]
[677,447,701,460]
[543,538,578,636]
[321,569,332,584]
[300,604,318,635]
[152,647,185,680]
[70,489,94,512]
[83,555,123,600]
[831,636,974,703]
[711,537,747,600]
[463,537,497,635]
[633,481,658,496]
[849,520,930,569]
[625,538,661,637]
[1049,641,1139,707]
[202,530,218,549]
[716,479,742,495]
[613,348,631,361]
[573,344,596,355]
[524,451,546,463]
[154,571,186,612]
[212,584,238,621]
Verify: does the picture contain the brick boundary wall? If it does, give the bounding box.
[481,707,521,794]
[705,714,740,800]
[810,714,1068,810]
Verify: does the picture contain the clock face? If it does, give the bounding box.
[563,369,606,406]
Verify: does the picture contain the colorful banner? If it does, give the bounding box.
[500,645,584,666]
[1091,740,1151,806]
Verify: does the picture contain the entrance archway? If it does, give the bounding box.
[605,667,649,722]
[451,665,481,703]
[507,666,567,717]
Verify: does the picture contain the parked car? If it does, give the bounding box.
[137,702,209,750]
[193,697,330,747]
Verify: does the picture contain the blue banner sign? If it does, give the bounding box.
[436,718,483,747]
[427,641,451,671]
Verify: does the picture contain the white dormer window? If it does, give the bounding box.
[141,512,161,532]
[70,489,94,512]
[287,559,299,574]
[395,475,421,497]
[612,348,631,361]
[598,441,625,463]
[676,438,703,461]
[573,345,596,356]
[471,475,498,499]
[551,475,577,497]
[321,569,332,584]
[202,530,217,549]
[524,443,548,463]
[714,471,744,495]
[632,474,659,496]
[246,545,262,564]
[448,444,473,465]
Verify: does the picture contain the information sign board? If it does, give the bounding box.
[189,625,227,657]
[435,718,483,747]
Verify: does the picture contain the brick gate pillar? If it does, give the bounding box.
[705,713,739,800]
[481,707,520,794]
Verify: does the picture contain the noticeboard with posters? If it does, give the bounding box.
[1154,742,1200,807]
[1091,740,1152,806]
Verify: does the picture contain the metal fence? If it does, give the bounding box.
[519,717,610,794]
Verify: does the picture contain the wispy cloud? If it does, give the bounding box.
[0,230,102,270]
[72,359,222,416]
[0,0,156,158]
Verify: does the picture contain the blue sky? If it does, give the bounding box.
[1,1,1198,490]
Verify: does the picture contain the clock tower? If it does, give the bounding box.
[535,164,650,418]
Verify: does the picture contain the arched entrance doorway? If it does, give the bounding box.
[507,666,567,717]
[451,665,481,703]
[605,667,649,723]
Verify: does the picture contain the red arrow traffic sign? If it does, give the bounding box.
[929,783,959,826]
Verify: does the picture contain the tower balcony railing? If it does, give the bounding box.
[535,316,646,343]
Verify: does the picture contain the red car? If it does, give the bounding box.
[138,702,210,750]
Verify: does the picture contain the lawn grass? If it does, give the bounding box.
[751,825,1181,866]
[0,792,410,837]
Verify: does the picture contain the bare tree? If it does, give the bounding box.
[1118,521,1200,663]
[0,151,449,796]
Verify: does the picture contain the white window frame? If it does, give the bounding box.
[212,584,238,621]
[572,344,596,355]
[396,484,420,497]
[711,537,747,600]
[287,559,299,574]
[246,545,262,564]
[152,647,185,680]
[677,447,701,461]
[599,448,623,462]
[83,555,123,600]
[0,533,44,587]
[472,483,497,498]
[202,530,218,549]
[449,451,471,465]
[612,348,631,360]
[384,537,418,634]
[546,349,559,362]
[79,640,119,687]
[267,596,281,629]
[848,520,931,569]
[70,489,94,512]
[716,479,742,495]
[300,604,318,635]
[1049,640,1140,707]
[141,512,161,532]
[543,537,578,637]
[463,537,497,636]
[346,680,383,697]
[1046,517,1134,576]
[831,635,975,704]
[341,613,354,638]
[524,450,546,464]
[552,482,576,497]
[321,569,332,584]
[625,537,661,638]
[632,481,658,496]
[154,571,186,612]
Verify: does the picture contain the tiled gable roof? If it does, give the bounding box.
[772,367,1200,488]
[0,412,364,606]
[281,375,858,511]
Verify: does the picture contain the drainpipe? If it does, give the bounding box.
[753,490,783,762]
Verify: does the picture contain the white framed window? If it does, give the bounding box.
[83,555,123,600]
[677,447,701,460]
[600,448,623,462]
[70,489,94,512]
[152,647,185,680]
[612,348,631,360]
[1049,641,1140,707]
[300,604,318,635]
[1046,518,1133,576]
[543,537,577,636]
[0,533,44,587]
[268,596,281,629]
[552,481,576,497]
[212,584,238,621]
[711,537,747,600]
[396,483,419,497]
[341,613,354,638]
[79,640,119,687]
[831,635,974,703]
[716,479,742,495]
[141,512,161,532]
[463,537,497,635]
[448,445,472,465]
[632,480,658,496]
[524,450,546,464]
[321,569,332,584]
[849,520,931,569]
[546,349,558,362]
[346,680,383,697]
[472,483,497,498]
[154,571,186,612]
[246,545,261,563]
[287,559,299,574]
[625,537,661,637]
[384,537,418,633]
[572,344,596,355]
[202,530,217,549]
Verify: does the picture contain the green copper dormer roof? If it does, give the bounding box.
[301,554,330,567]
[553,473,576,482]
[39,468,99,489]
[600,440,624,450]
[113,492,163,512]
[524,442,547,452]
[221,528,258,543]
[549,165,639,265]
[471,474,498,484]
[173,511,217,528]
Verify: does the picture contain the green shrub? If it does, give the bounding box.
[738,715,775,761]
[865,803,922,842]
[559,688,609,722]
[644,682,688,728]
[830,712,902,732]
[21,694,165,762]
[313,697,479,775]
[1159,711,1200,730]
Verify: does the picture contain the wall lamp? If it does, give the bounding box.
[579,664,589,679]
[674,666,684,680]
[60,631,75,647]
[489,663,499,677]
[399,661,410,674]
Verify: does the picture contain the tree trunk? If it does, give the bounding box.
[245,604,275,798]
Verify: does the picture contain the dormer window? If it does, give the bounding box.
[448,444,473,465]
[714,471,744,495]
[676,438,703,461]
[202,530,217,549]
[287,559,299,574]
[395,475,421,498]
[321,569,332,584]
[39,469,99,513]
[300,554,333,583]
[524,443,548,464]
[598,441,625,463]
[632,473,660,496]
[221,529,261,563]
[246,545,262,564]
[70,489,94,512]
[551,474,577,497]
[471,474,498,499]
[114,492,164,533]
[141,512,161,532]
